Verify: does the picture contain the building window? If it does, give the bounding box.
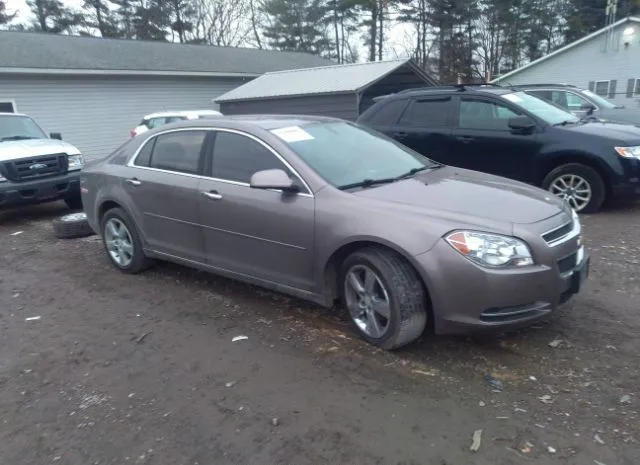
[0,100,17,113]
[594,80,611,97]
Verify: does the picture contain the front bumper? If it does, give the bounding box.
[0,171,81,208]
[415,237,590,335]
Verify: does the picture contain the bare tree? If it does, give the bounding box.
[190,0,252,46]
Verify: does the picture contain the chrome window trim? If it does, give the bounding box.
[126,126,314,198]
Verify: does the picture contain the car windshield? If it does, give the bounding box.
[501,91,580,125]
[270,121,440,189]
[0,115,48,141]
[580,89,618,109]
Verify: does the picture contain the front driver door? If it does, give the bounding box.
[197,130,315,292]
[449,96,542,183]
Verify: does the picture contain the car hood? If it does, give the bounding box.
[597,107,640,126]
[353,166,566,225]
[561,121,640,143]
[0,138,81,162]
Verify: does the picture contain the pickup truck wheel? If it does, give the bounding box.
[101,207,152,273]
[52,212,95,239]
[339,247,427,350]
[64,195,83,210]
[542,163,605,213]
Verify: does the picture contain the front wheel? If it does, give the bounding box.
[542,163,606,213]
[339,247,428,350]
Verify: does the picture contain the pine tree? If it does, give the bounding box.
[83,0,121,37]
[261,0,332,55]
[27,0,82,33]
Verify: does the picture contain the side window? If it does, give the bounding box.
[133,137,155,167]
[459,99,520,130]
[210,132,289,184]
[365,99,409,125]
[527,90,552,102]
[549,91,569,109]
[147,117,166,129]
[565,92,590,111]
[398,98,451,127]
[148,130,207,174]
[165,116,186,124]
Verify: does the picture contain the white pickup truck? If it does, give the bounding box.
[0,112,84,210]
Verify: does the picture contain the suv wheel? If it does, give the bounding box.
[339,247,427,350]
[101,208,152,273]
[542,163,605,213]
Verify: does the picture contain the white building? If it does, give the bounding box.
[492,17,640,108]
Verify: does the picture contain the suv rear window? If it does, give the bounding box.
[363,98,409,125]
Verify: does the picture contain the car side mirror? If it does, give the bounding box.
[580,103,596,115]
[508,116,536,133]
[50,132,62,140]
[250,169,299,193]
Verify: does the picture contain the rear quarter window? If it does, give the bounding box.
[107,139,136,164]
[361,98,409,125]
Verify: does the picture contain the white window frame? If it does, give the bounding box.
[634,78,640,97]
[0,99,18,113]
[594,80,611,97]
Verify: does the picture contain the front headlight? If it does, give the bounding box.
[445,230,534,268]
[614,146,640,158]
[68,154,84,171]
[0,174,6,183]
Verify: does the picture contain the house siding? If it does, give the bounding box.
[496,22,640,107]
[0,75,249,159]
[220,94,357,121]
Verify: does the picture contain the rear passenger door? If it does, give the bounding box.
[124,129,208,262]
[385,96,456,164]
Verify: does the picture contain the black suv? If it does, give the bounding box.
[357,85,640,213]
[517,83,640,126]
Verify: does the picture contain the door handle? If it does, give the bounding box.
[125,178,142,186]
[202,190,223,200]
[456,136,474,143]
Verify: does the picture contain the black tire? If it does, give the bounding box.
[339,247,428,350]
[542,163,606,214]
[100,207,153,274]
[52,212,95,239]
[64,195,83,210]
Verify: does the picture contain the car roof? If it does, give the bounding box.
[143,110,222,119]
[0,112,29,117]
[386,85,516,100]
[142,114,340,132]
[511,83,579,89]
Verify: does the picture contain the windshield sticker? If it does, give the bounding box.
[503,94,523,103]
[271,126,314,143]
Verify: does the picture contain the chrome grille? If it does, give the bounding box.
[3,154,67,182]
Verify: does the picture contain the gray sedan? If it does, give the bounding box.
[81,115,590,350]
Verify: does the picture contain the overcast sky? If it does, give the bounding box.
[4,0,412,61]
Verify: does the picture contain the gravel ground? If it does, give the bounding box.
[0,201,639,465]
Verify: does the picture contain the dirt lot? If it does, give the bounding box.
[1,201,639,465]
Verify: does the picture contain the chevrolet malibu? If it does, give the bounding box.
[81,115,590,350]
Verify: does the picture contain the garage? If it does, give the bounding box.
[0,31,333,160]
[214,58,438,120]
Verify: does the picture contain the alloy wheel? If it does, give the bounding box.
[549,174,592,212]
[343,264,391,339]
[104,218,135,267]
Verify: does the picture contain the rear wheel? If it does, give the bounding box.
[101,207,152,273]
[339,247,427,350]
[542,163,605,213]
